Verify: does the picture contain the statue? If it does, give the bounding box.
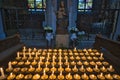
[56,1,68,34]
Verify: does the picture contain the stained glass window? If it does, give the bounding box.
[78,0,93,12]
[28,0,46,11]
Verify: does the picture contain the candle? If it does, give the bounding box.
[100,73,103,77]
[74,47,76,50]
[109,65,112,69]
[95,65,98,69]
[29,53,31,58]
[23,46,26,51]
[23,52,26,58]
[8,62,12,69]
[38,62,41,68]
[30,65,33,68]
[17,52,20,58]
[0,68,5,77]
[83,73,87,78]
[28,48,32,53]
[100,53,103,57]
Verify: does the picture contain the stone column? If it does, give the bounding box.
[0,9,6,39]
[113,12,120,40]
[68,0,77,30]
[45,0,57,34]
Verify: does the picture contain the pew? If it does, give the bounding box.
[93,34,120,73]
[0,34,24,64]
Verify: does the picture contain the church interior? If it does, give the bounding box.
[0,0,120,79]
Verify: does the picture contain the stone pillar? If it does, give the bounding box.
[68,0,77,30]
[0,9,6,39]
[45,0,57,34]
[113,12,120,40]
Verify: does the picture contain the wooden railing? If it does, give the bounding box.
[93,34,120,59]
[0,34,20,52]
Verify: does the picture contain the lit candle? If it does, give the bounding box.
[74,47,76,50]
[23,46,26,51]
[38,62,41,68]
[8,62,12,69]
[35,52,38,57]
[100,73,103,77]
[29,53,31,58]
[0,68,5,77]
[95,65,98,69]
[30,65,33,68]
[17,52,20,58]
[83,73,87,78]
[100,53,103,58]
[23,52,26,58]
[60,71,62,75]
[109,65,112,69]
[68,73,71,77]
[43,70,46,75]
[28,48,31,53]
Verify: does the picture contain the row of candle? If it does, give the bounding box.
[22,46,97,53]
[17,51,102,57]
[7,71,120,80]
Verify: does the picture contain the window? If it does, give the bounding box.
[78,0,93,12]
[28,0,46,11]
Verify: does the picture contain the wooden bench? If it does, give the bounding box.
[0,34,24,64]
[93,34,120,73]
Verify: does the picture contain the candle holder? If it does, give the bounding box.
[93,57,98,61]
[81,73,89,80]
[44,65,49,72]
[13,68,20,73]
[76,56,80,60]
[90,61,96,66]
[74,74,80,79]
[89,74,97,79]
[113,74,120,79]
[79,65,86,72]
[25,60,31,65]
[102,61,109,66]
[11,61,17,65]
[70,56,74,60]
[58,65,64,71]
[86,67,93,72]
[49,71,56,79]
[77,61,82,65]
[7,73,16,80]
[87,56,92,60]
[105,74,113,79]
[58,71,64,79]
[31,60,37,66]
[93,65,100,72]
[71,61,76,66]
[32,74,40,80]
[100,66,107,72]
[51,66,57,72]
[83,61,89,66]
[81,56,86,60]
[21,67,28,73]
[28,65,35,72]
[41,70,48,79]
[16,74,24,80]
[65,65,71,72]
[24,74,32,79]
[72,65,78,72]
[107,65,114,72]
[97,73,105,79]
[17,61,24,66]
[65,73,72,80]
